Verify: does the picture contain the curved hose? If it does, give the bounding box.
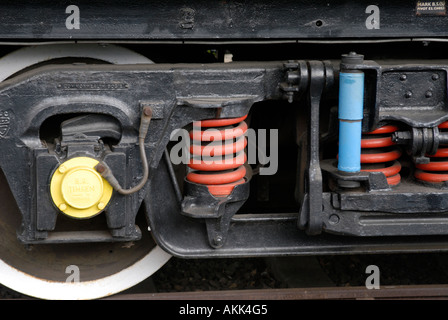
[95,106,152,195]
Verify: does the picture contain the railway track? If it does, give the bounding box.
[105,284,448,300]
[99,253,448,301]
[3,254,448,302]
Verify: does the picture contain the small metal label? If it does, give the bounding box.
[416,1,446,16]
[57,82,129,90]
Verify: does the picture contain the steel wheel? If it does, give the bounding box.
[0,44,171,300]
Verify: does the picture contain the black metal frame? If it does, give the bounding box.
[3,55,448,256]
[2,1,448,257]
[0,0,446,41]
[317,59,448,238]
[0,61,284,244]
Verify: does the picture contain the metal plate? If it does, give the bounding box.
[0,0,446,41]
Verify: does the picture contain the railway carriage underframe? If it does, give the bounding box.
[1,0,448,299]
[5,49,448,256]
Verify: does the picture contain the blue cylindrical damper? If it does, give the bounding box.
[338,72,364,173]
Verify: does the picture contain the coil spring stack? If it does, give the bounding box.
[414,121,448,184]
[187,115,248,197]
[361,125,402,186]
[181,114,251,248]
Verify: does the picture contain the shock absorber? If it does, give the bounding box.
[361,125,402,186]
[186,115,248,197]
[415,121,448,183]
[337,54,364,174]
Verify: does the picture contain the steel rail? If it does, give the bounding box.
[103,284,448,300]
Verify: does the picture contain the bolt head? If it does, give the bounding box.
[341,52,364,65]
[213,235,223,246]
[95,163,106,174]
[143,106,153,117]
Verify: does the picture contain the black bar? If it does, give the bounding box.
[0,0,446,41]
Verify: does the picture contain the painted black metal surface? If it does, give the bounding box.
[146,153,448,257]
[317,56,448,238]
[3,50,448,253]
[0,0,447,41]
[0,61,285,243]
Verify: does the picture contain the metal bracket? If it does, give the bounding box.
[181,181,250,248]
[299,61,334,235]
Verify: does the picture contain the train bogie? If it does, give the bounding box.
[0,0,447,299]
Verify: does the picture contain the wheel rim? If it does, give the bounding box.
[0,44,171,300]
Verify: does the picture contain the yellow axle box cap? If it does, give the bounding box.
[50,157,113,219]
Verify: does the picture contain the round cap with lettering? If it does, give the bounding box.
[50,157,113,219]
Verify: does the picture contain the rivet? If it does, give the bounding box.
[213,235,223,246]
[58,165,67,174]
[329,214,340,225]
[59,203,67,211]
[98,202,106,210]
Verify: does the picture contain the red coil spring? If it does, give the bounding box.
[415,121,448,183]
[186,115,248,197]
[361,125,402,186]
